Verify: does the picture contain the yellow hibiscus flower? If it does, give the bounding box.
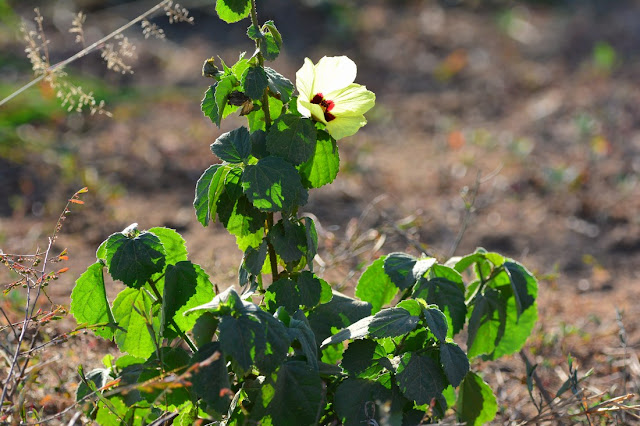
[296,56,375,140]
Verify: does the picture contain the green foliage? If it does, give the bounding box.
[70,2,540,424]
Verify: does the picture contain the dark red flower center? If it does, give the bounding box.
[310,92,336,122]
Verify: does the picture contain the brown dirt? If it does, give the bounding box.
[2,0,640,423]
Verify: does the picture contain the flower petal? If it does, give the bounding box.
[326,84,376,115]
[296,57,316,102]
[326,115,367,140]
[312,56,357,95]
[299,100,328,124]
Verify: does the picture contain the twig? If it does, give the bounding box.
[0,0,172,107]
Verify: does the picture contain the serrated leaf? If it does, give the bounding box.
[396,353,447,405]
[201,85,219,125]
[341,339,386,378]
[242,239,268,276]
[302,216,318,270]
[334,378,391,426]
[263,20,282,48]
[504,261,537,317]
[355,256,397,314]
[211,126,252,164]
[384,253,437,290]
[467,284,537,360]
[243,66,269,100]
[105,232,166,289]
[266,114,317,165]
[246,24,262,40]
[321,315,373,347]
[369,307,420,338]
[71,262,115,339]
[268,218,306,264]
[214,76,236,126]
[241,156,308,212]
[95,396,128,426]
[162,261,214,334]
[413,275,466,338]
[148,227,188,266]
[288,311,318,370]
[440,342,469,387]
[422,305,448,342]
[457,372,498,426]
[298,130,339,188]
[194,165,221,226]
[112,288,157,359]
[251,361,323,425]
[219,314,262,372]
[215,0,251,23]
[218,195,265,251]
[265,67,294,104]
[265,271,322,313]
[247,96,284,132]
[261,32,280,61]
[250,129,268,158]
[190,342,232,414]
[138,347,192,410]
[308,291,372,346]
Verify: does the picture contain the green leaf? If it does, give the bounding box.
[261,32,281,61]
[215,0,251,23]
[440,342,469,387]
[71,263,115,339]
[413,274,466,338]
[396,353,447,405]
[307,291,371,346]
[111,288,157,359]
[288,311,318,370]
[201,85,219,125]
[214,76,237,126]
[242,239,268,276]
[247,96,284,132]
[298,130,339,188]
[422,305,448,342]
[384,253,436,290]
[251,361,323,425]
[218,195,266,251]
[190,342,232,414]
[321,315,372,347]
[241,156,308,212]
[174,402,198,426]
[368,307,420,338]
[162,261,215,333]
[253,309,292,373]
[355,256,397,314]
[341,339,387,378]
[95,396,128,426]
[334,378,391,426]
[194,164,220,226]
[246,24,262,40]
[504,261,537,318]
[105,232,166,289]
[266,114,317,165]
[211,126,252,164]
[302,216,318,271]
[192,312,218,348]
[250,129,268,158]
[243,66,269,100]
[457,372,498,426]
[467,282,537,360]
[263,21,282,48]
[219,314,262,372]
[265,271,322,313]
[268,218,306,264]
[147,227,188,267]
[265,67,294,104]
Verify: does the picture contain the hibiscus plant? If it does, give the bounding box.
[70,1,538,425]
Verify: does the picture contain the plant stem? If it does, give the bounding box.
[147,280,198,353]
[266,213,279,282]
